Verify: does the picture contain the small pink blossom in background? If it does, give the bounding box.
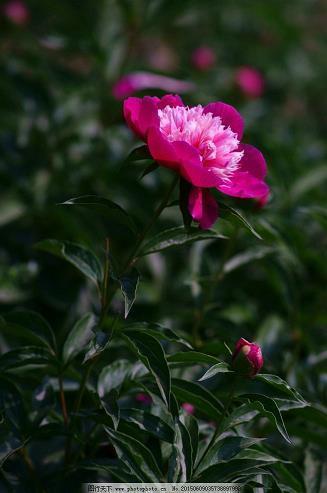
[112,72,195,100]
[136,393,152,405]
[124,94,269,229]
[182,402,195,415]
[235,66,265,98]
[232,337,263,377]
[3,0,29,25]
[191,46,216,71]
[143,39,178,72]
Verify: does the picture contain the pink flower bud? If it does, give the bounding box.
[181,402,195,415]
[3,1,29,26]
[135,392,152,405]
[232,338,263,377]
[191,46,216,72]
[235,66,265,98]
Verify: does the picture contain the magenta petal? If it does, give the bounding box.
[218,172,269,199]
[147,127,180,172]
[137,96,160,139]
[147,128,220,188]
[238,144,267,179]
[158,94,184,109]
[204,102,244,139]
[173,141,221,187]
[188,188,219,229]
[123,97,143,139]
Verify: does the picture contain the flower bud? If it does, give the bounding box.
[232,338,263,377]
[181,402,195,415]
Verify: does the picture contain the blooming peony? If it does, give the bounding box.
[124,94,269,228]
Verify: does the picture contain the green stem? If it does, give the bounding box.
[196,378,237,473]
[102,173,179,314]
[191,230,238,347]
[58,371,69,427]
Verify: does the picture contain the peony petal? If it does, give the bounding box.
[157,94,184,109]
[173,141,221,187]
[238,144,267,179]
[137,96,160,139]
[218,171,269,199]
[188,187,219,229]
[147,126,180,172]
[204,102,244,139]
[147,128,220,188]
[123,97,143,139]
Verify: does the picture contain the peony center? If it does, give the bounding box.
[158,105,243,181]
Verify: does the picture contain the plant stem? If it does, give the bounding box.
[58,372,69,427]
[125,173,179,268]
[191,230,238,347]
[195,377,237,472]
[102,173,179,314]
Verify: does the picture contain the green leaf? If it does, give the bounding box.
[120,408,174,443]
[104,427,162,482]
[0,433,23,467]
[168,352,221,367]
[198,362,232,381]
[125,323,192,349]
[256,374,306,403]
[127,145,152,162]
[62,313,97,364]
[0,310,56,351]
[304,447,324,493]
[223,246,274,274]
[35,239,103,285]
[171,379,223,421]
[140,161,159,179]
[194,458,272,482]
[101,389,120,430]
[60,195,136,233]
[240,393,292,444]
[222,402,260,431]
[168,419,193,482]
[83,330,111,363]
[97,360,147,398]
[220,202,263,240]
[187,415,199,468]
[290,165,327,200]
[139,226,228,256]
[196,436,265,473]
[119,268,140,318]
[124,330,171,407]
[0,347,54,371]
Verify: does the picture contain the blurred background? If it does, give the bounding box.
[0,0,326,482]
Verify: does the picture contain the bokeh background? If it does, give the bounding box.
[0,0,326,488]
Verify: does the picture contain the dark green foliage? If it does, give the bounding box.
[0,0,326,491]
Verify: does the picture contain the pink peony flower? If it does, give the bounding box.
[124,94,269,229]
[232,338,263,377]
[235,66,265,98]
[3,0,29,25]
[182,402,195,415]
[191,46,216,71]
[135,392,152,405]
[112,72,195,100]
